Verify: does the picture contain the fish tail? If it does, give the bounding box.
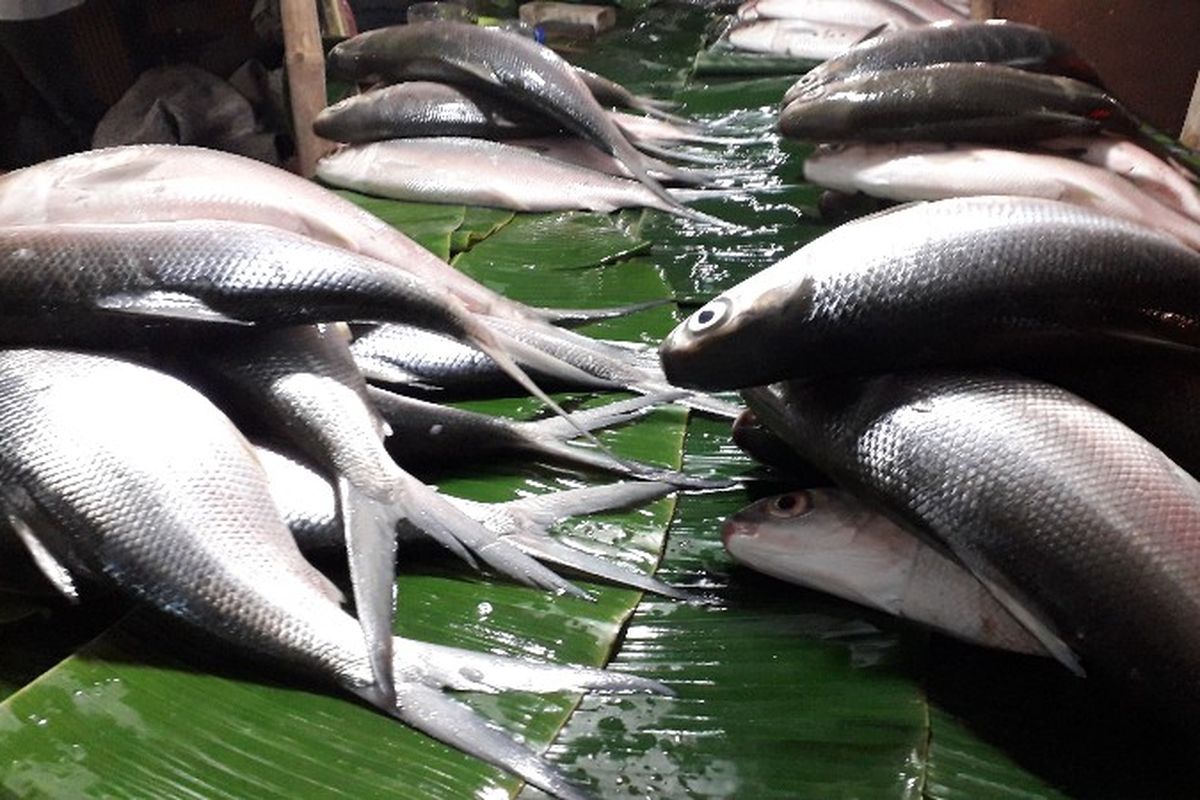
[465,319,644,476]
[531,298,671,327]
[384,683,594,800]
[525,393,672,440]
[394,470,590,599]
[501,532,691,598]
[393,635,675,694]
[633,139,727,165]
[336,477,399,709]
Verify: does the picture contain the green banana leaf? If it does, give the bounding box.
[1,6,1197,800]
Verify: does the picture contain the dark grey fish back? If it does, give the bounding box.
[774,372,1200,715]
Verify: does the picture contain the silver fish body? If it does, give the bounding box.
[736,0,924,27]
[313,81,546,143]
[660,196,1200,390]
[785,19,1101,102]
[722,488,1045,655]
[727,19,878,60]
[0,220,485,346]
[743,373,1200,721]
[802,142,1200,249]
[325,22,680,212]
[780,63,1131,144]
[0,144,527,322]
[315,137,692,216]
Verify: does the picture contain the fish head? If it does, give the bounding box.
[722,488,917,609]
[778,83,858,141]
[659,249,819,390]
[326,35,376,82]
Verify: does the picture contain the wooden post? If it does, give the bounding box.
[1182,70,1200,150]
[281,0,330,178]
[970,0,996,20]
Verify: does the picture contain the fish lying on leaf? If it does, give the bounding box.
[256,444,686,598]
[660,196,1200,390]
[725,18,880,62]
[0,348,667,800]
[0,144,639,328]
[315,137,734,224]
[802,142,1200,249]
[723,488,1045,655]
[743,373,1200,726]
[780,63,1139,145]
[736,0,926,28]
[325,21,721,223]
[785,19,1102,102]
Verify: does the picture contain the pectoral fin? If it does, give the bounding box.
[0,485,79,602]
[95,290,252,325]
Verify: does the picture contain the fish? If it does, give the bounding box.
[324,21,698,219]
[727,18,878,61]
[743,373,1200,723]
[802,142,1200,249]
[722,488,1045,655]
[736,0,925,28]
[730,408,828,480]
[313,81,547,143]
[255,443,685,597]
[513,136,728,187]
[1039,135,1200,221]
[0,347,663,799]
[353,319,743,418]
[784,20,1103,103]
[659,196,1200,390]
[780,63,1137,145]
[0,144,628,327]
[315,138,733,222]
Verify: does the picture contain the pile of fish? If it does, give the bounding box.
[722,0,967,60]
[660,190,1200,726]
[312,20,746,225]
[781,19,1200,248]
[0,141,741,799]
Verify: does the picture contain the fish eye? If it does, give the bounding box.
[767,491,813,519]
[686,298,730,335]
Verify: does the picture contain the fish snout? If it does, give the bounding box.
[720,515,756,549]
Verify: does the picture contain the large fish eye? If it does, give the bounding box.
[767,491,813,519]
[686,298,731,335]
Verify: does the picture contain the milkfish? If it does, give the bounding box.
[325,21,702,220]
[0,144,623,326]
[780,63,1136,144]
[313,81,547,142]
[0,347,664,800]
[315,137,732,223]
[784,19,1102,102]
[513,136,725,187]
[727,19,879,61]
[736,0,924,28]
[573,66,688,123]
[730,408,828,482]
[660,196,1200,390]
[743,373,1200,724]
[802,142,1200,249]
[722,488,1045,655]
[255,443,685,598]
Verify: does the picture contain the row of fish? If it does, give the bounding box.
[0,141,734,799]
[659,189,1200,728]
[312,20,744,225]
[723,0,967,60]
[778,20,1200,248]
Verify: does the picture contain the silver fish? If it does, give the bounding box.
[744,373,1200,721]
[727,19,879,60]
[736,0,924,27]
[325,21,697,219]
[723,488,1045,654]
[660,196,1200,390]
[573,67,687,123]
[802,142,1200,249]
[353,319,743,419]
[0,347,661,799]
[315,137,730,223]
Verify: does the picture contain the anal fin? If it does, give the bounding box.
[95,290,253,325]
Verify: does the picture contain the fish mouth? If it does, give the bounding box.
[720,516,755,549]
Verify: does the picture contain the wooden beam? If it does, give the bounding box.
[970,0,996,19]
[1183,70,1200,149]
[281,0,330,178]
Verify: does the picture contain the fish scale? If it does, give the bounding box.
[745,373,1200,721]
